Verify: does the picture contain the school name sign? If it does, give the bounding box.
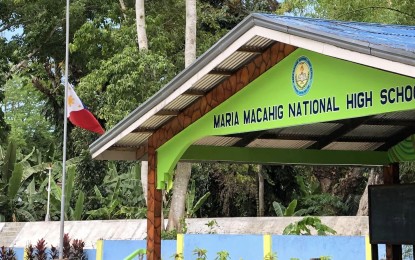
[211,50,415,131]
[213,86,415,129]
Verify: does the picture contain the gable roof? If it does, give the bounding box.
[90,13,415,160]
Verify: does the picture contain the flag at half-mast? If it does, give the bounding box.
[67,85,105,135]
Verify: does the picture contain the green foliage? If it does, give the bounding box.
[85,162,146,220]
[161,229,178,240]
[215,250,230,260]
[299,194,348,216]
[3,76,54,154]
[0,38,11,144]
[77,47,175,128]
[272,199,307,217]
[124,248,146,260]
[320,257,332,260]
[205,219,219,234]
[264,252,277,260]
[172,253,184,260]
[283,216,336,236]
[279,0,415,25]
[0,141,37,221]
[191,163,258,217]
[74,151,107,212]
[186,179,211,217]
[48,165,85,221]
[163,217,187,239]
[193,248,207,260]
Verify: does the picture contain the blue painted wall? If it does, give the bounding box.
[103,240,146,260]
[10,237,411,260]
[184,234,263,260]
[102,239,176,260]
[272,235,365,259]
[14,247,24,260]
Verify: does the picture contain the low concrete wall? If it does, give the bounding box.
[5,216,369,249]
[185,216,369,236]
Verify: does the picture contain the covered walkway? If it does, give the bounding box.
[90,14,415,260]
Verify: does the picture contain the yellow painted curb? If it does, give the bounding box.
[263,234,272,258]
[365,235,372,260]
[96,239,103,260]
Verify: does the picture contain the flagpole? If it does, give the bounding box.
[59,0,70,258]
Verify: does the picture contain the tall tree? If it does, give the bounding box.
[3,76,54,154]
[166,0,197,231]
[136,0,148,50]
[0,37,11,143]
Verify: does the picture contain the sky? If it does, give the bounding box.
[2,27,23,41]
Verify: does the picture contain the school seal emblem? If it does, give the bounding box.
[292,56,313,96]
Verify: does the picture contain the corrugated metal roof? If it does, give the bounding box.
[259,14,415,54]
[247,139,316,149]
[117,132,152,146]
[163,95,200,111]
[193,136,242,146]
[374,111,415,120]
[192,74,228,91]
[140,115,174,130]
[324,141,384,151]
[272,123,340,136]
[345,125,403,138]
[244,35,274,49]
[215,51,257,71]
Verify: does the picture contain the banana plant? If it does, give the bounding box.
[0,141,29,221]
[86,162,147,220]
[272,199,308,217]
[49,165,85,220]
[186,180,211,218]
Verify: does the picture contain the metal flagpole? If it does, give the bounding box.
[59,0,70,258]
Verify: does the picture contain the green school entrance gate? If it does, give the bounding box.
[90,14,415,260]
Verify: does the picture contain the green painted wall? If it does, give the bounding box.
[157,49,415,189]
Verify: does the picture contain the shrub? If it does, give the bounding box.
[0,246,17,260]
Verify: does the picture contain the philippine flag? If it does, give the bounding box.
[67,85,105,135]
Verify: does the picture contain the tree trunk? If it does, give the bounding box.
[185,0,196,67]
[257,165,264,217]
[167,162,192,231]
[166,0,196,231]
[135,0,148,50]
[119,0,128,20]
[356,168,383,216]
[141,161,148,206]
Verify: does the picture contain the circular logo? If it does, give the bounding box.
[292,56,313,96]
